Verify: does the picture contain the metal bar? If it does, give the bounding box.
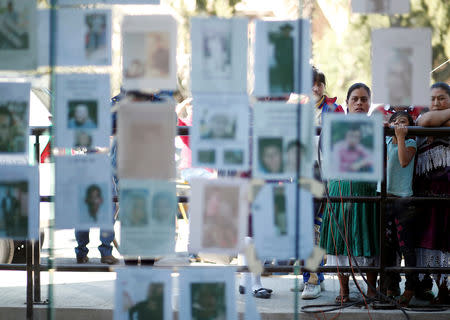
[33,134,42,303]
[379,133,388,290]
[26,241,33,320]
[315,126,450,137]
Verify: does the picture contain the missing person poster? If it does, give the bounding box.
[0,82,30,164]
[253,19,311,97]
[321,113,383,181]
[188,178,248,255]
[117,101,176,180]
[115,268,172,320]
[119,179,176,257]
[372,28,431,106]
[55,154,113,230]
[252,183,313,260]
[55,74,111,149]
[191,94,250,171]
[122,15,177,91]
[178,267,237,320]
[190,17,248,94]
[352,0,410,14]
[0,0,37,70]
[0,165,39,240]
[55,8,111,66]
[252,101,314,180]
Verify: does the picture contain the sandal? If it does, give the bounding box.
[335,294,351,304]
[253,288,272,299]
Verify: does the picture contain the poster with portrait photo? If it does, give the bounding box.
[122,15,177,91]
[54,74,111,149]
[190,17,248,94]
[0,166,39,240]
[0,0,37,70]
[372,28,431,107]
[119,179,176,257]
[252,183,313,260]
[0,82,30,164]
[55,8,111,66]
[191,94,250,170]
[178,267,237,320]
[55,154,112,230]
[321,113,383,181]
[115,268,172,320]
[352,0,410,14]
[188,179,248,255]
[252,102,314,180]
[117,101,175,180]
[253,19,311,97]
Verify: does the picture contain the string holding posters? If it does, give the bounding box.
[55,8,111,66]
[114,268,172,320]
[0,82,30,164]
[0,0,37,70]
[190,17,248,94]
[252,102,314,180]
[372,28,431,107]
[117,101,175,180]
[178,267,237,320]
[188,179,248,256]
[55,154,113,230]
[253,19,311,97]
[321,113,383,182]
[55,74,111,149]
[191,94,250,170]
[352,0,410,14]
[252,183,314,260]
[0,166,39,240]
[119,179,176,258]
[122,15,177,91]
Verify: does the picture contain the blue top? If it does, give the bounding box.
[378,136,417,197]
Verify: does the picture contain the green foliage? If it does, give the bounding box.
[313,0,449,106]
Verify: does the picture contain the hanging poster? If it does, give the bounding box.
[352,0,410,14]
[0,166,39,240]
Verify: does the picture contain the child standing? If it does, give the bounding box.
[382,111,417,306]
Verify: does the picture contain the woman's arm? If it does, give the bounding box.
[395,125,416,167]
[416,108,450,127]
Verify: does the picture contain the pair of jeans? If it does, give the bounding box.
[75,230,114,258]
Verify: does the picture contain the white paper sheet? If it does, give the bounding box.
[321,113,383,182]
[119,179,176,257]
[188,178,248,255]
[253,19,311,97]
[352,0,410,14]
[0,82,30,164]
[178,267,237,320]
[54,74,111,149]
[191,94,250,170]
[372,28,431,106]
[252,183,313,260]
[190,17,248,94]
[252,101,314,180]
[55,154,113,230]
[117,100,176,180]
[0,0,37,70]
[55,8,111,66]
[122,15,177,91]
[115,268,172,320]
[0,166,39,240]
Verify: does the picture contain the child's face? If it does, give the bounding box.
[391,115,410,127]
[346,130,361,147]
